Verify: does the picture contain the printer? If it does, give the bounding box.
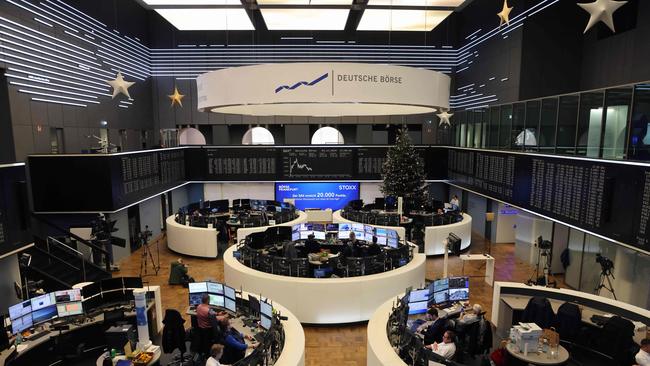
[511,322,542,352]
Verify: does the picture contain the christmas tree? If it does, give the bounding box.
[381,128,428,209]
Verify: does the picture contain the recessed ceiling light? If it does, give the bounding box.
[143,0,242,5]
[155,8,254,30]
[257,0,352,4]
[367,0,463,6]
[261,9,349,30]
[357,9,452,31]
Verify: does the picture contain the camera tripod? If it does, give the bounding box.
[527,244,557,287]
[139,227,160,277]
[595,270,617,300]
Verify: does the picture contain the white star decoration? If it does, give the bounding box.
[437,110,453,127]
[106,72,135,99]
[577,0,627,33]
[497,0,513,27]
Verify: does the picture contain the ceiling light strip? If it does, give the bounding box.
[0,28,98,66]
[96,49,152,76]
[31,97,87,107]
[9,81,98,99]
[33,17,53,27]
[63,30,100,47]
[6,0,80,34]
[5,73,112,97]
[18,89,99,104]
[7,66,110,93]
[0,34,103,69]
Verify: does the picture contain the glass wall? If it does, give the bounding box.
[524,100,540,150]
[489,107,500,148]
[511,103,526,149]
[629,84,650,160]
[556,94,579,154]
[576,91,604,157]
[602,88,632,159]
[499,105,513,149]
[539,98,558,152]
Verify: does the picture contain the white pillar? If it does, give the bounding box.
[134,289,151,350]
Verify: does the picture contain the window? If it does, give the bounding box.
[523,100,540,150]
[539,98,558,152]
[311,126,344,145]
[499,105,513,149]
[179,127,207,145]
[602,88,632,159]
[242,127,275,145]
[576,91,604,157]
[556,95,579,154]
[511,103,525,149]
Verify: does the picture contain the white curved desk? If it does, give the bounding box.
[332,210,406,243]
[367,296,407,366]
[166,215,219,258]
[224,245,426,324]
[236,211,308,243]
[423,213,472,255]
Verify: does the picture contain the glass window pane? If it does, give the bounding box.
[489,107,500,148]
[511,103,526,149]
[576,91,605,157]
[539,98,558,152]
[499,105,513,149]
[628,83,650,160]
[564,228,584,289]
[524,100,541,150]
[466,118,474,148]
[557,95,579,154]
[579,234,618,292]
[602,88,632,159]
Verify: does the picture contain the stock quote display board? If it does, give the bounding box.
[448,149,648,251]
[188,146,447,181]
[29,149,186,212]
[0,164,31,255]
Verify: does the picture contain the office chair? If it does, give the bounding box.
[273,257,292,276]
[328,256,348,277]
[162,309,192,366]
[346,257,364,277]
[258,254,273,273]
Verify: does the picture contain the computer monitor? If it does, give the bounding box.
[260,315,272,330]
[82,295,102,314]
[101,290,126,305]
[224,285,236,300]
[189,282,208,294]
[448,288,469,301]
[433,290,450,305]
[386,230,399,248]
[260,301,272,318]
[54,289,82,303]
[326,223,338,232]
[211,199,229,212]
[81,282,101,299]
[248,295,260,316]
[299,230,312,240]
[57,301,83,317]
[351,223,364,239]
[209,294,225,308]
[409,289,429,303]
[123,277,143,289]
[101,277,124,292]
[11,314,32,335]
[338,223,351,239]
[300,223,312,231]
[207,282,224,295]
[313,231,325,240]
[9,300,32,321]
[225,297,236,313]
[291,225,300,241]
[385,196,397,210]
[364,225,374,242]
[448,276,469,289]
[433,278,449,293]
[407,301,428,315]
[312,223,325,232]
[31,293,57,324]
[31,293,55,312]
[189,293,204,306]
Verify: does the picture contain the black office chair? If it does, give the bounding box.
[258,254,273,273]
[346,257,364,277]
[328,255,348,277]
[292,258,309,277]
[273,257,292,276]
[162,309,192,366]
[555,302,581,342]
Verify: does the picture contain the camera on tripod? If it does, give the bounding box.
[139,226,153,245]
[594,253,616,299]
[595,253,614,275]
[536,237,552,251]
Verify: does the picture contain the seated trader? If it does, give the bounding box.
[304,233,321,254]
[426,330,457,359]
[206,344,225,366]
[283,240,298,259]
[343,232,359,257]
[450,195,460,211]
[197,294,228,329]
[458,303,483,324]
[219,317,257,364]
[636,338,650,366]
[420,308,446,345]
[366,236,382,256]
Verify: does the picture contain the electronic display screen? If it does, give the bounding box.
[260,314,272,330]
[409,289,429,303]
[326,223,338,231]
[11,314,32,335]
[387,236,398,249]
[102,290,126,305]
[312,224,325,232]
[31,293,55,311]
[54,289,82,303]
[225,297,236,313]
[123,277,143,289]
[189,293,204,306]
[57,302,83,317]
[449,288,469,301]
[313,231,325,240]
[291,225,300,241]
[224,285,236,300]
[433,291,450,305]
[449,277,469,289]
[82,295,102,314]
[300,231,312,240]
[207,282,224,295]
[260,301,273,318]
[275,182,360,211]
[408,301,428,315]
[189,282,208,294]
[433,278,449,293]
[32,304,57,324]
[351,223,365,239]
[9,300,32,320]
[82,282,101,299]
[209,294,224,308]
[338,223,351,239]
[101,277,124,292]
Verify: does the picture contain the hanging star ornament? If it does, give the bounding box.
[106,72,135,99]
[168,86,185,107]
[437,110,453,127]
[497,0,513,27]
[577,0,627,33]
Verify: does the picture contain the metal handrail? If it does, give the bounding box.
[47,236,87,282]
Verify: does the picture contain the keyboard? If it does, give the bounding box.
[254,333,265,343]
[24,330,49,341]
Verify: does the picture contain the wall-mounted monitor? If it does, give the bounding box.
[275,182,360,211]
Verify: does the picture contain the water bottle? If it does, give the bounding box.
[15,332,22,346]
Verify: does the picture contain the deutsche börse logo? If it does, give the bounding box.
[274,72,329,93]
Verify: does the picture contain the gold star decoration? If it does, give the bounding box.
[497,0,513,27]
[168,87,185,107]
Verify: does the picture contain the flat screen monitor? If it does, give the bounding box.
[299,230,312,240]
[9,300,32,320]
[248,295,260,316]
[209,294,225,308]
[102,290,126,305]
[123,277,143,289]
[11,314,32,335]
[82,295,102,314]
[54,289,81,303]
[300,223,312,231]
[31,304,57,324]
[375,228,386,238]
[351,223,364,239]
[260,301,272,318]
[313,231,325,240]
[189,293,204,306]
[81,282,101,299]
[433,278,449,293]
[449,288,469,301]
[407,300,428,315]
[338,223,351,239]
[31,293,55,311]
[207,282,224,295]
[225,297,236,313]
[433,290,450,305]
[211,199,229,212]
[101,277,124,292]
[409,289,429,303]
[189,282,208,294]
[291,230,300,242]
[224,285,236,300]
[57,302,83,317]
[312,223,325,232]
[449,276,469,289]
[326,223,338,231]
[386,237,398,249]
[260,314,272,330]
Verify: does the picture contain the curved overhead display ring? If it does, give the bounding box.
[196,63,450,117]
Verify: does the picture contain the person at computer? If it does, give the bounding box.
[304,233,321,254]
[458,303,482,324]
[197,294,228,329]
[366,236,381,256]
[425,330,457,359]
[636,338,650,366]
[342,232,360,257]
[283,240,298,259]
[218,317,257,364]
[420,308,447,345]
[450,195,460,211]
[206,344,225,366]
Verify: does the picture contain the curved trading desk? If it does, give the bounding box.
[367,296,407,366]
[224,245,426,324]
[166,215,220,258]
[332,210,406,243]
[236,210,308,243]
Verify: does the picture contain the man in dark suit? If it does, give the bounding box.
[366,236,382,256]
[304,233,320,254]
[419,308,447,345]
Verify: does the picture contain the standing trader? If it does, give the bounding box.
[304,233,321,254]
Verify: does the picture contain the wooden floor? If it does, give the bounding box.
[115,232,561,366]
